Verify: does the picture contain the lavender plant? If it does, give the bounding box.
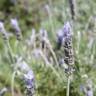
[85,79,93,96]
[0,1,96,95]
[0,21,8,40]
[57,21,74,96]
[9,55,36,96]
[10,18,22,40]
[0,20,36,96]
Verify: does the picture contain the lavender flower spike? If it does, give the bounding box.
[56,22,72,50]
[56,29,64,49]
[86,79,93,96]
[63,22,74,96]
[24,70,35,96]
[63,22,72,38]
[0,21,8,40]
[16,57,35,96]
[63,22,74,68]
[11,18,22,40]
[40,28,48,41]
[39,28,48,49]
[11,18,21,32]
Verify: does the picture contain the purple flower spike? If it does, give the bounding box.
[16,58,35,96]
[11,18,21,32]
[11,18,22,40]
[40,28,48,39]
[56,22,72,50]
[0,21,8,40]
[23,70,35,96]
[56,29,64,49]
[24,70,34,80]
[63,22,72,37]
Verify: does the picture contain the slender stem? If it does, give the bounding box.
[11,71,17,96]
[66,76,71,96]
[3,40,15,64]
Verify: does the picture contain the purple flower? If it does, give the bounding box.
[24,70,34,80]
[40,28,48,39]
[10,18,22,40]
[0,21,8,40]
[80,84,84,92]
[56,29,64,49]
[63,22,72,38]
[56,22,72,49]
[16,58,35,95]
[23,70,35,96]
[11,18,21,32]
[86,90,93,96]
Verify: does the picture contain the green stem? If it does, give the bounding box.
[4,40,15,64]
[66,76,71,96]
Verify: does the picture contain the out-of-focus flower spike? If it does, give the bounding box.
[10,0,17,5]
[0,87,8,96]
[0,21,8,40]
[26,28,36,49]
[15,57,35,96]
[16,57,30,73]
[56,29,64,49]
[39,28,48,49]
[24,70,35,96]
[10,18,22,40]
[31,28,36,39]
[40,28,48,39]
[11,18,21,33]
[85,79,93,96]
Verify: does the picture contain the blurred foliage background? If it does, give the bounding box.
[0,0,96,96]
